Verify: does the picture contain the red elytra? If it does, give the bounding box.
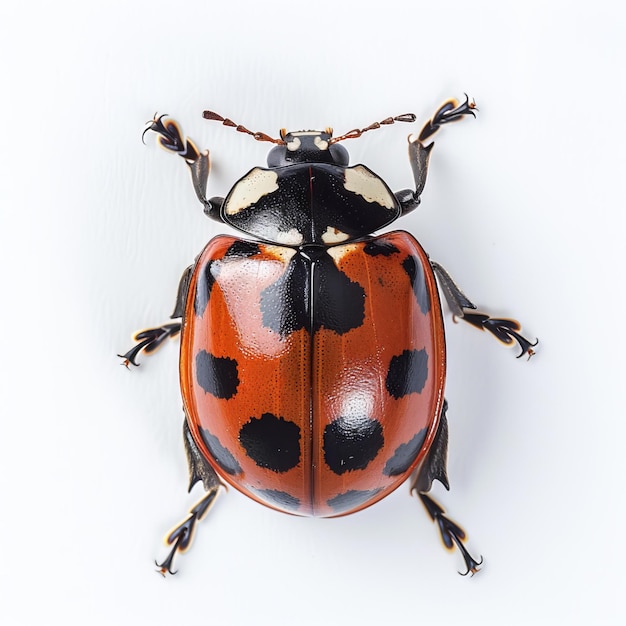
[120,98,536,577]
[180,231,446,517]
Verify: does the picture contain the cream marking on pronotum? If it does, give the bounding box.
[274,228,305,246]
[321,226,350,244]
[224,168,279,214]
[344,166,396,209]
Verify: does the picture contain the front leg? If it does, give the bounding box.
[396,95,477,215]
[431,260,538,359]
[143,114,225,222]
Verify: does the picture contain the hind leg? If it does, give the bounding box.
[411,400,483,576]
[155,419,224,576]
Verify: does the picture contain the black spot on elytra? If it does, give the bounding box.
[260,253,310,337]
[239,413,301,473]
[224,240,261,258]
[402,255,430,314]
[200,429,242,475]
[323,415,384,475]
[383,428,428,476]
[312,250,364,335]
[386,348,429,399]
[260,250,365,337]
[196,351,239,399]
[194,260,217,317]
[327,488,383,513]
[251,488,301,512]
[364,239,400,256]
[194,241,260,317]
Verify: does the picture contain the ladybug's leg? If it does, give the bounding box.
[118,265,192,367]
[144,115,225,222]
[396,95,477,215]
[431,260,538,359]
[156,420,224,576]
[118,323,181,368]
[411,400,483,576]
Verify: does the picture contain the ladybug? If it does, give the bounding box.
[120,96,537,577]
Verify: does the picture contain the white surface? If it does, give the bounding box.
[2,1,625,624]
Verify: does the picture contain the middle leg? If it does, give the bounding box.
[431,260,538,359]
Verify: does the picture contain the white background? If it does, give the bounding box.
[2,1,625,624]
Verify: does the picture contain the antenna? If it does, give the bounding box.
[328,113,417,144]
[202,110,285,145]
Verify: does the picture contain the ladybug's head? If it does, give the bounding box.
[266,131,349,167]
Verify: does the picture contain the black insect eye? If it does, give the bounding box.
[267,145,288,167]
[329,143,349,166]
